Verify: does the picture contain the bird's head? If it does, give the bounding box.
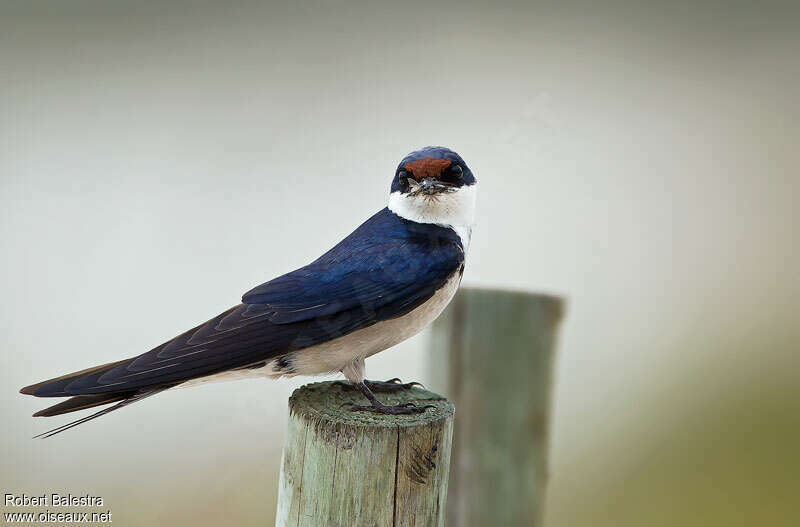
[388,146,477,228]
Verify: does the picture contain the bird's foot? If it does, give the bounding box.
[334,378,424,393]
[342,401,435,415]
[340,381,435,415]
[365,378,425,392]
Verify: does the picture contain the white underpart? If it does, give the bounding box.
[388,183,477,252]
[181,183,476,388]
[178,367,272,388]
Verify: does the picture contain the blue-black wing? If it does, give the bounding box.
[22,209,464,397]
[242,210,464,323]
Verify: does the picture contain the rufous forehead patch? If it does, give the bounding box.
[404,157,452,180]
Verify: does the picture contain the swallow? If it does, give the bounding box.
[21,146,477,437]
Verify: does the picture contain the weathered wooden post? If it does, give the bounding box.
[428,288,565,527]
[276,381,455,527]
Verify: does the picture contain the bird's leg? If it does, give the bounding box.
[343,381,434,415]
[334,377,424,393]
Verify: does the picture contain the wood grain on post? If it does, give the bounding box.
[275,381,455,527]
[428,288,565,527]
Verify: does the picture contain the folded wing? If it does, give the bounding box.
[22,208,464,398]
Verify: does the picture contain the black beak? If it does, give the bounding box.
[418,178,455,195]
[420,178,437,193]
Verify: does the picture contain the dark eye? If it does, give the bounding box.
[441,165,463,183]
[397,170,413,189]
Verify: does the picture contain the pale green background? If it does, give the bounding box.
[1,1,798,525]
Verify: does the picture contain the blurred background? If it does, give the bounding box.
[1,1,798,525]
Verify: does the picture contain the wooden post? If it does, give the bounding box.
[428,288,565,527]
[276,381,455,527]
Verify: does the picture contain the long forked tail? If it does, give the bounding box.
[32,386,173,439]
[33,393,134,417]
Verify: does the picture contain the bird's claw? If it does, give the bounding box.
[367,379,425,392]
[334,378,424,393]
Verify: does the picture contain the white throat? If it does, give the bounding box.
[388,183,477,251]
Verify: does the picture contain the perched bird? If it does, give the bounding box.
[21,146,477,437]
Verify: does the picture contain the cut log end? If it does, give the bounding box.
[288,381,454,426]
[277,381,455,527]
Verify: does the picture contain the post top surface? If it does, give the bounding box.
[288,381,454,428]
